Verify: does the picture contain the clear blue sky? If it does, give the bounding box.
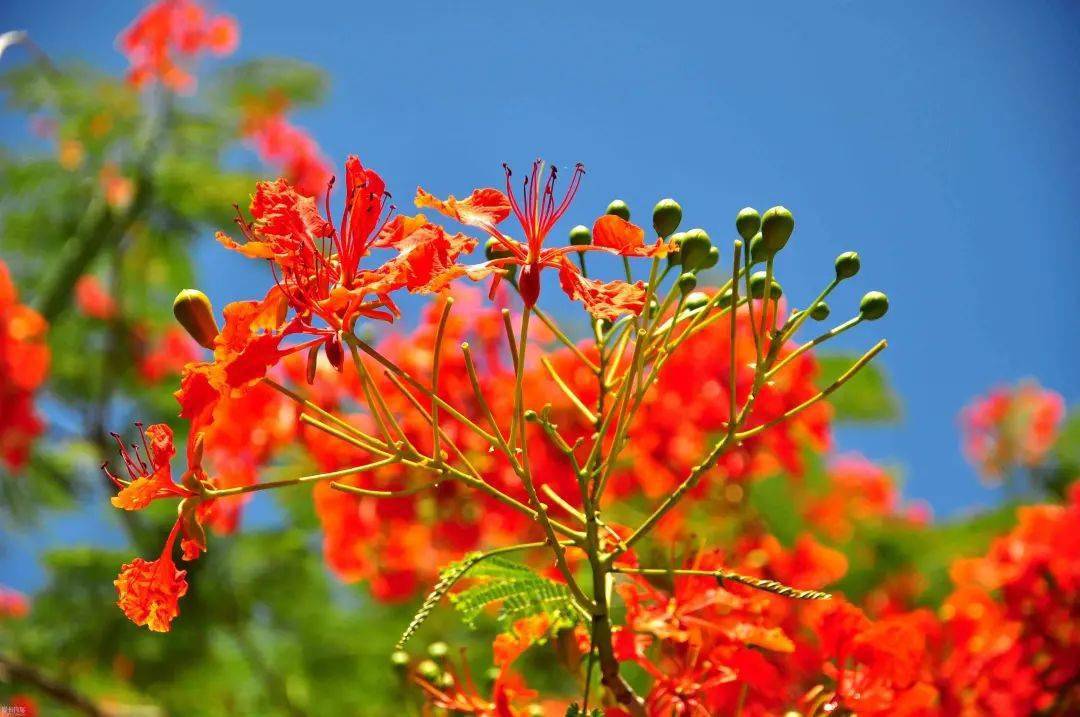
[1,1,1078,588]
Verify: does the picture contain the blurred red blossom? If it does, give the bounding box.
[118,0,238,93]
[0,585,30,619]
[961,380,1065,483]
[243,113,333,199]
[0,260,49,472]
[74,274,117,320]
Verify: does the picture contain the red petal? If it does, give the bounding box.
[557,259,647,321]
[415,187,511,227]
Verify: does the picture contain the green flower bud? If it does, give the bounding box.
[859,291,889,320]
[173,289,219,350]
[648,299,659,318]
[667,231,686,267]
[748,232,768,264]
[390,650,410,671]
[834,251,861,280]
[760,206,794,253]
[569,224,592,246]
[677,272,698,296]
[735,207,761,242]
[416,659,440,680]
[716,288,735,308]
[606,199,630,221]
[484,667,501,684]
[652,198,682,238]
[485,238,512,261]
[437,672,456,690]
[809,301,831,321]
[427,641,449,660]
[679,228,712,272]
[701,245,720,270]
[685,291,710,311]
[748,271,783,300]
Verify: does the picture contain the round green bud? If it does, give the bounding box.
[735,207,761,242]
[717,288,735,308]
[390,650,410,671]
[484,667,501,684]
[416,659,440,680]
[809,302,831,321]
[606,199,630,221]
[652,198,682,238]
[437,672,456,689]
[648,299,659,319]
[748,232,768,264]
[679,228,712,272]
[677,272,698,296]
[485,237,511,261]
[667,231,686,267]
[685,291,710,311]
[760,206,795,253]
[834,251,861,280]
[427,641,450,660]
[701,245,720,270]
[748,271,783,300]
[859,291,889,320]
[569,224,592,246]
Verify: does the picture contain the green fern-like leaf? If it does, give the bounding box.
[449,557,583,630]
[396,551,488,650]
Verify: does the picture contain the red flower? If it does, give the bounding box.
[118,0,238,93]
[417,160,660,318]
[174,288,297,433]
[105,423,195,510]
[0,585,29,619]
[960,380,1065,483]
[217,157,477,374]
[74,274,117,320]
[114,520,188,632]
[138,326,201,384]
[0,259,49,472]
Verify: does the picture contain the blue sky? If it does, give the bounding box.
[1,1,1078,587]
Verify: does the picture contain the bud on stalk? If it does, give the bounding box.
[172,289,219,349]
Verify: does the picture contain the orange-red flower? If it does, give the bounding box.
[114,520,188,632]
[0,260,49,472]
[137,326,201,384]
[118,0,238,92]
[417,160,661,318]
[105,423,194,510]
[216,157,478,375]
[960,380,1065,484]
[74,274,118,320]
[0,585,29,619]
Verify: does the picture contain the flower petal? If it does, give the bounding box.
[557,259,646,321]
[415,187,511,227]
[592,214,672,257]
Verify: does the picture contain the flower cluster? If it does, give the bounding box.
[961,380,1065,484]
[0,260,49,473]
[107,139,1032,717]
[118,0,238,93]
